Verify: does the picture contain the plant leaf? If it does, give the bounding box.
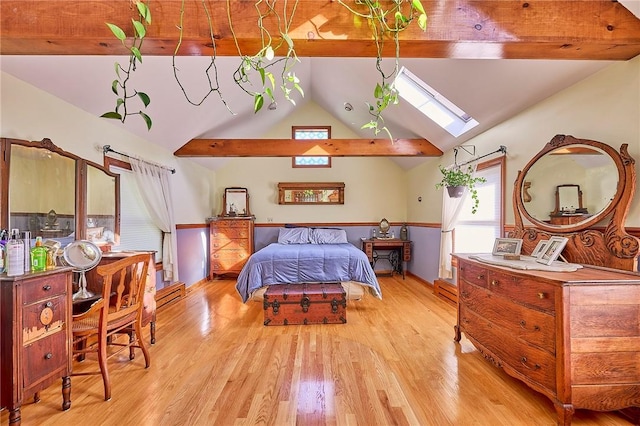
[131,46,143,63]
[254,94,264,112]
[139,111,152,130]
[266,72,275,89]
[294,83,304,97]
[136,1,151,24]
[138,91,151,107]
[132,19,146,39]
[418,14,427,31]
[258,67,266,85]
[101,111,122,120]
[111,80,119,95]
[106,23,127,41]
[412,0,426,15]
[265,46,275,61]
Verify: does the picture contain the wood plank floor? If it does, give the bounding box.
[3,275,633,425]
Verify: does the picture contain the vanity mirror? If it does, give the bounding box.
[0,138,120,247]
[221,187,250,217]
[510,134,638,271]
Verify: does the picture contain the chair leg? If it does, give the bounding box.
[129,330,135,360]
[98,335,111,401]
[150,320,156,344]
[135,321,151,369]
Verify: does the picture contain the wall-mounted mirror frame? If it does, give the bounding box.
[510,134,638,271]
[0,137,120,247]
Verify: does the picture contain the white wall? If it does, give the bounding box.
[407,56,640,229]
[213,101,408,223]
[0,72,215,225]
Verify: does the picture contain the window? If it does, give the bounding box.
[109,163,163,263]
[453,157,505,254]
[292,126,331,168]
[394,66,479,137]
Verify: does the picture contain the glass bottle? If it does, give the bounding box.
[6,229,25,276]
[31,236,48,272]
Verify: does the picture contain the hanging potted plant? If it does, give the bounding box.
[435,165,486,213]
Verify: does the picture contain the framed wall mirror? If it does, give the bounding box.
[221,187,250,217]
[0,137,120,248]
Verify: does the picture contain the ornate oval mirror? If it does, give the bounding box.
[379,218,390,237]
[515,135,623,233]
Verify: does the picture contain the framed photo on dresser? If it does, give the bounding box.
[536,236,569,265]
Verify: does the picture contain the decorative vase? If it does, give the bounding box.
[447,185,465,198]
[400,224,408,241]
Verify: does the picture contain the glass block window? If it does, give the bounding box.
[292,126,331,168]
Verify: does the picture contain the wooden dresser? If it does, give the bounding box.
[209,217,255,278]
[0,267,74,425]
[454,255,640,425]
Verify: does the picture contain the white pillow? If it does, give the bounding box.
[310,228,348,244]
[277,227,311,244]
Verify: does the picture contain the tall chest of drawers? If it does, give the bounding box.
[0,267,74,425]
[209,217,255,278]
[454,255,640,426]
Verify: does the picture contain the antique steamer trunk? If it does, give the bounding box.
[263,283,346,326]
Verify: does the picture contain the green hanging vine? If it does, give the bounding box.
[101,0,153,130]
[338,0,427,139]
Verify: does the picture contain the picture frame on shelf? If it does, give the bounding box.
[536,236,569,265]
[531,240,549,257]
[492,238,523,256]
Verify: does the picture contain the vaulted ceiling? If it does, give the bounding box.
[2,1,639,170]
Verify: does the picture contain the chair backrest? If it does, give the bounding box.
[96,253,150,324]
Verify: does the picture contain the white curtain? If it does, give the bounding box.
[438,163,477,279]
[130,158,179,282]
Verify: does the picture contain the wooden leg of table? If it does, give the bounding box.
[62,376,71,411]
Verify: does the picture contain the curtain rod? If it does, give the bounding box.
[454,145,507,168]
[102,145,176,174]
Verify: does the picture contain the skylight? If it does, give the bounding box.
[394,66,479,137]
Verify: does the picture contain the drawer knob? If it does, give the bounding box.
[491,280,499,286]
[537,292,546,299]
[519,319,526,328]
[477,274,484,280]
[42,284,51,291]
[45,301,53,308]
[520,356,541,371]
[44,353,53,360]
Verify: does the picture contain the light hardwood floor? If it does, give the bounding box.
[3,275,633,425]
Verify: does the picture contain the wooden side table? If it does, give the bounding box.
[361,238,411,279]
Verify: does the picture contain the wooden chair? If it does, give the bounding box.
[71,253,151,401]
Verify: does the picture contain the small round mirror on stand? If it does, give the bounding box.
[62,240,102,300]
[379,218,390,238]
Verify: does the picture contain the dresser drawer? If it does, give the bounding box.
[487,270,556,313]
[458,261,488,288]
[211,252,250,272]
[210,238,251,251]
[23,331,68,389]
[461,306,556,393]
[211,227,252,240]
[23,294,67,344]
[459,283,555,354]
[212,220,251,229]
[22,273,67,305]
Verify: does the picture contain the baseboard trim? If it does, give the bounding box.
[156,282,186,310]
[434,279,458,306]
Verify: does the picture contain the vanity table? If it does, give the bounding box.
[455,135,640,425]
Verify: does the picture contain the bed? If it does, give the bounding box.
[235,227,382,303]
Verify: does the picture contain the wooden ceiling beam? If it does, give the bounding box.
[2,1,640,60]
[173,139,443,157]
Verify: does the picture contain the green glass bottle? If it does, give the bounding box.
[31,236,48,272]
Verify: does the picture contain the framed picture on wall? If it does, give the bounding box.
[536,236,569,265]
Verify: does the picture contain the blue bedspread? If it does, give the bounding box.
[235,243,382,303]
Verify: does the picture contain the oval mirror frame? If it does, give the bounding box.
[514,135,625,234]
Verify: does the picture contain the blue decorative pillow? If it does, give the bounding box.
[277,227,311,244]
[310,228,348,244]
